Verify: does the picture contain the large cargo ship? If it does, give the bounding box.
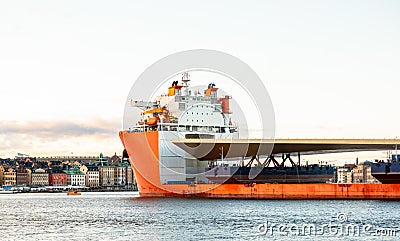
[120,73,400,199]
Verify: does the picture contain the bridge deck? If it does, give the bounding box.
[172,138,400,160]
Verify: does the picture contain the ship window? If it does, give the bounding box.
[179,103,185,110]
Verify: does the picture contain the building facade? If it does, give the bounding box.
[0,165,4,186]
[49,172,68,186]
[336,166,353,183]
[126,165,136,187]
[114,165,126,186]
[64,165,85,186]
[85,166,100,188]
[27,169,32,186]
[3,168,16,186]
[16,165,29,186]
[99,166,115,187]
[353,162,380,184]
[0,153,136,190]
[31,168,49,186]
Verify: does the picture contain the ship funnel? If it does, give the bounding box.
[205,83,218,98]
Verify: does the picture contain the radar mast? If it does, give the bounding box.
[182,72,190,96]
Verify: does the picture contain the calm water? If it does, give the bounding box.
[1,192,400,240]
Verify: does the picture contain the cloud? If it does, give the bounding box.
[0,118,121,138]
[0,118,123,157]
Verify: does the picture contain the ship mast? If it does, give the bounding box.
[181,72,190,96]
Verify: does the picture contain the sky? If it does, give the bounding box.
[1,1,400,161]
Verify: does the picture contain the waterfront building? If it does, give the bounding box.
[0,165,4,186]
[109,153,134,188]
[64,165,85,186]
[122,152,136,188]
[0,153,136,189]
[335,163,379,184]
[16,165,29,186]
[80,164,99,187]
[126,165,136,188]
[114,165,126,186]
[353,161,380,184]
[96,153,136,189]
[99,165,115,187]
[112,154,126,186]
[3,168,17,186]
[31,168,49,186]
[85,165,100,188]
[336,166,353,183]
[27,169,32,185]
[3,167,16,186]
[49,168,68,186]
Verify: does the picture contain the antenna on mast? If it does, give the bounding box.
[182,72,190,96]
[182,72,190,86]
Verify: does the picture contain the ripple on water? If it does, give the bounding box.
[1,193,400,240]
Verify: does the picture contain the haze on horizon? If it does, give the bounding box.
[1,1,400,162]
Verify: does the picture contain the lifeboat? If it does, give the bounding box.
[146,117,159,125]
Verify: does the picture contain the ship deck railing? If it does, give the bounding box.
[128,122,237,133]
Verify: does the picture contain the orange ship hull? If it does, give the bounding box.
[120,131,400,199]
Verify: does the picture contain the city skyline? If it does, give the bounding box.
[1,1,400,159]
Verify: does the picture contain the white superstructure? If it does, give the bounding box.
[130,72,238,184]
